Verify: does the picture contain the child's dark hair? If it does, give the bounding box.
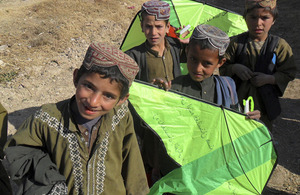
[243,5,278,20]
[74,65,129,99]
[189,39,225,61]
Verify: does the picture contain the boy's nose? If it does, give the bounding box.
[89,93,102,108]
[257,18,263,26]
[151,28,157,35]
[196,63,204,72]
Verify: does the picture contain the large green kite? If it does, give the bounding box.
[129,81,277,194]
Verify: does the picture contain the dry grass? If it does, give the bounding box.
[0,0,144,83]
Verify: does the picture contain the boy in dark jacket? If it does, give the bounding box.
[219,0,296,130]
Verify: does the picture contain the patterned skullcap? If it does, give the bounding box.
[190,24,230,56]
[141,0,170,20]
[82,42,139,86]
[245,0,276,10]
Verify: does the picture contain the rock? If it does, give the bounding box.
[0,60,4,67]
[0,45,8,51]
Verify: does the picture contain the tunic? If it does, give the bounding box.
[5,97,149,195]
[145,41,174,82]
[125,36,186,82]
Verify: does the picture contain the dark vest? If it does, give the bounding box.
[234,32,281,120]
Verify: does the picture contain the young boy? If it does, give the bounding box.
[219,0,296,130]
[4,43,149,194]
[125,0,188,84]
[162,24,260,119]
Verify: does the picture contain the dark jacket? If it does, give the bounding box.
[5,146,67,195]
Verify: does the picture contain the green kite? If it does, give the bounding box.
[129,81,277,194]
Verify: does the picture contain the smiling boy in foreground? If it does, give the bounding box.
[5,42,149,195]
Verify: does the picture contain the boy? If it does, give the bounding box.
[125,0,188,84]
[125,1,188,184]
[159,24,260,119]
[0,103,12,195]
[219,0,296,130]
[4,43,149,194]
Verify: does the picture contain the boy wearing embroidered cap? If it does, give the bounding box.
[219,0,296,130]
[4,43,149,194]
[125,0,188,84]
[170,24,260,119]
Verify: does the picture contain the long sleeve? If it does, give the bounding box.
[273,38,297,95]
[121,113,149,195]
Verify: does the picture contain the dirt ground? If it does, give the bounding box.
[0,0,299,194]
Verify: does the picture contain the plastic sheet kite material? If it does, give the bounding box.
[129,81,277,195]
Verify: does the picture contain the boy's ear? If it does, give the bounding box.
[73,69,79,87]
[217,57,227,68]
[117,93,129,106]
[166,21,171,34]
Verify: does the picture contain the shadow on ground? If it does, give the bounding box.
[272,98,300,175]
[263,186,295,195]
[7,106,39,134]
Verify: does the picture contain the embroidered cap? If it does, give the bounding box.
[82,42,139,86]
[190,24,230,56]
[245,0,277,10]
[141,0,170,20]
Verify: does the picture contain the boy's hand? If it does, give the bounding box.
[246,110,261,120]
[250,72,276,87]
[151,78,171,91]
[232,64,254,80]
[175,26,190,44]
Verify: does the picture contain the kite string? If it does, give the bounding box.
[170,0,181,27]
[222,107,260,194]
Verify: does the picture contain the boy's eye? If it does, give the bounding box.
[262,16,271,20]
[83,83,93,90]
[103,93,116,100]
[205,61,213,66]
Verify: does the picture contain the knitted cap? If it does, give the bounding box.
[190,24,230,56]
[141,0,170,20]
[245,0,277,10]
[82,42,139,86]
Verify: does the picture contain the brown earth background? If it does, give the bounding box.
[0,0,299,194]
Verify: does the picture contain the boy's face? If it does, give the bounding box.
[186,43,225,82]
[245,8,275,41]
[73,70,128,120]
[141,14,170,48]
